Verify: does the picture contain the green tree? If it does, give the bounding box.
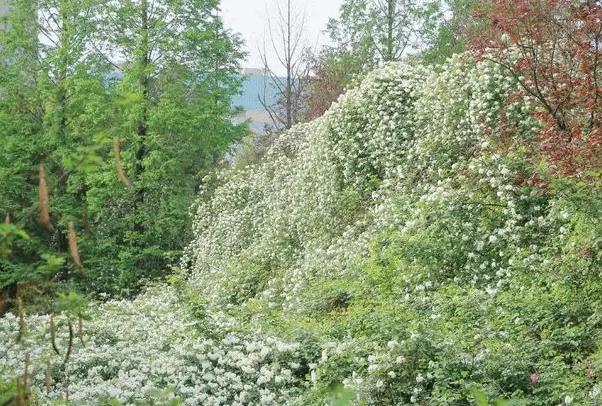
[0,0,110,308]
[326,0,431,66]
[0,0,246,301]
[420,0,476,64]
[330,0,475,65]
[307,0,474,118]
[83,0,247,295]
[308,0,438,118]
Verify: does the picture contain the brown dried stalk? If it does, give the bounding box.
[17,294,25,342]
[49,313,60,355]
[68,221,83,272]
[38,164,53,230]
[78,314,85,347]
[22,353,29,395]
[113,138,131,187]
[45,362,52,394]
[16,354,30,406]
[64,373,70,403]
[63,320,74,368]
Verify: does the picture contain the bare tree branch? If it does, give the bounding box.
[259,0,311,132]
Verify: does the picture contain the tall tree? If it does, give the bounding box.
[420,0,476,64]
[326,0,431,66]
[0,0,110,306]
[0,0,247,300]
[260,0,311,131]
[83,0,246,294]
[269,0,456,124]
[307,0,450,119]
[373,0,419,62]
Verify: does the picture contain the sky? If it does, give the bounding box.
[220,0,344,73]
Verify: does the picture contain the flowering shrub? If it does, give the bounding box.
[182,53,601,404]
[184,55,541,310]
[0,287,306,404]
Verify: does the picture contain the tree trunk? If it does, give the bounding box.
[285,0,293,129]
[386,0,395,62]
[136,0,150,175]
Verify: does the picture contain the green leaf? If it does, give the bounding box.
[470,387,489,406]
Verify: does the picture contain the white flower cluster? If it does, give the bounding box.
[0,287,304,405]
[178,54,579,402]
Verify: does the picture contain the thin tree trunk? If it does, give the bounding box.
[136,0,150,175]
[286,0,293,129]
[134,0,151,235]
[386,0,395,62]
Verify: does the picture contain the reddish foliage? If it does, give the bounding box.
[470,0,602,178]
[530,372,540,384]
[306,58,348,121]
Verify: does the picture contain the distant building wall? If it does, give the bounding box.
[241,68,267,76]
[0,0,9,32]
[0,0,8,17]
[233,71,281,133]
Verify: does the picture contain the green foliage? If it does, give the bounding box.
[0,379,17,405]
[1,3,601,402]
[310,0,475,130]
[470,387,520,406]
[0,0,246,301]
[420,0,476,64]
[289,192,602,404]
[57,291,88,319]
[77,0,247,296]
[326,385,356,406]
[0,225,28,258]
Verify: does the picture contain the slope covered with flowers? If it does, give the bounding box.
[185,54,602,404]
[2,55,602,404]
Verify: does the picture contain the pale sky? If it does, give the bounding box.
[220,0,344,73]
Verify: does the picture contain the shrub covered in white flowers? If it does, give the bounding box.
[2,54,602,404]
[0,286,306,404]
[183,54,602,405]
[184,56,544,310]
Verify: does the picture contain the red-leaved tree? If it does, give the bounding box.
[471,0,602,177]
